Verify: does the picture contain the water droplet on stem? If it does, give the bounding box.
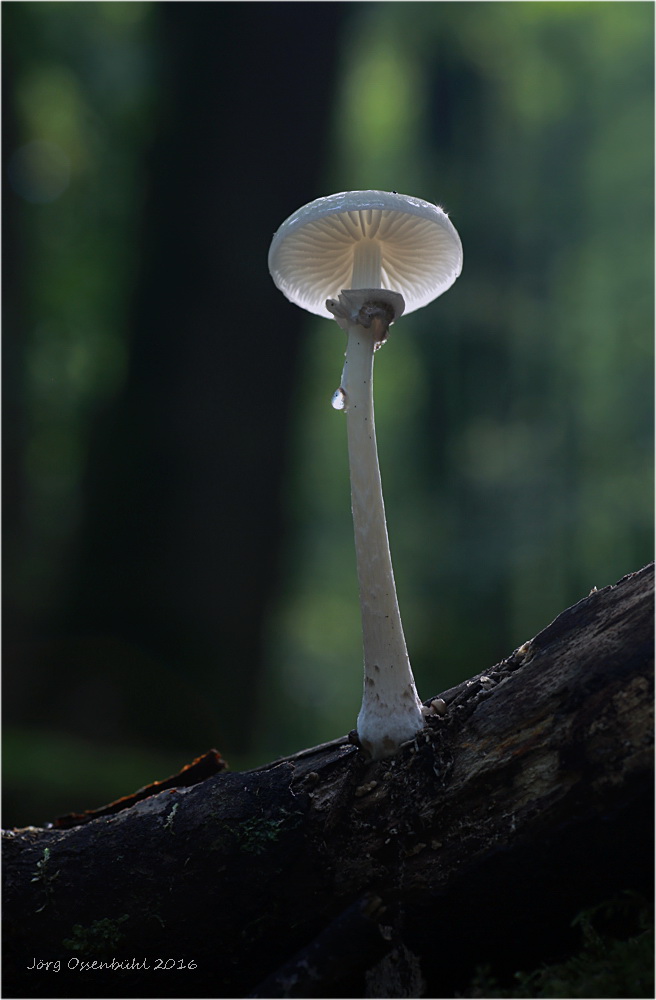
[331,387,348,412]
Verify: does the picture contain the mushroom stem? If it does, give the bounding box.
[340,305,425,759]
[352,239,382,288]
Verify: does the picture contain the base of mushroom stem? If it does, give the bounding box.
[325,288,405,334]
[354,713,425,760]
[350,699,448,759]
[353,726,426,760]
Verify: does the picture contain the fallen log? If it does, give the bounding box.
[3,564,653,999]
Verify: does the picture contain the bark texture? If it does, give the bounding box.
[3,564,653,999]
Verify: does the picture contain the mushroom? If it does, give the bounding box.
[268,190,462,759]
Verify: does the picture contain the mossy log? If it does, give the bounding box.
[3,565,653,999]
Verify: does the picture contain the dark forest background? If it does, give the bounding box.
[3,1,653,829]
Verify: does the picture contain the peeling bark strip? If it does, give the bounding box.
[53,750,227,829]
[3,565,653,1000]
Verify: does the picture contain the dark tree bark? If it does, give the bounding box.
[3,564,653,999]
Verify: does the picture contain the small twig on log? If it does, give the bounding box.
[52,750,226,829]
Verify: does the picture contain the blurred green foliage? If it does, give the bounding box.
[6,1,155,613]
[4,2,653,819]
[5,1,162,824]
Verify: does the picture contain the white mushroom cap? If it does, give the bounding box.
[268,190,463,319]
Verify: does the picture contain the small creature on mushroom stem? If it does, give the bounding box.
[269,191,462,759]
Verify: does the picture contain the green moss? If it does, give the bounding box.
[465,894,653,999]
[228,807,303,855]
[63,915,130,957]
[234,815,287,855]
